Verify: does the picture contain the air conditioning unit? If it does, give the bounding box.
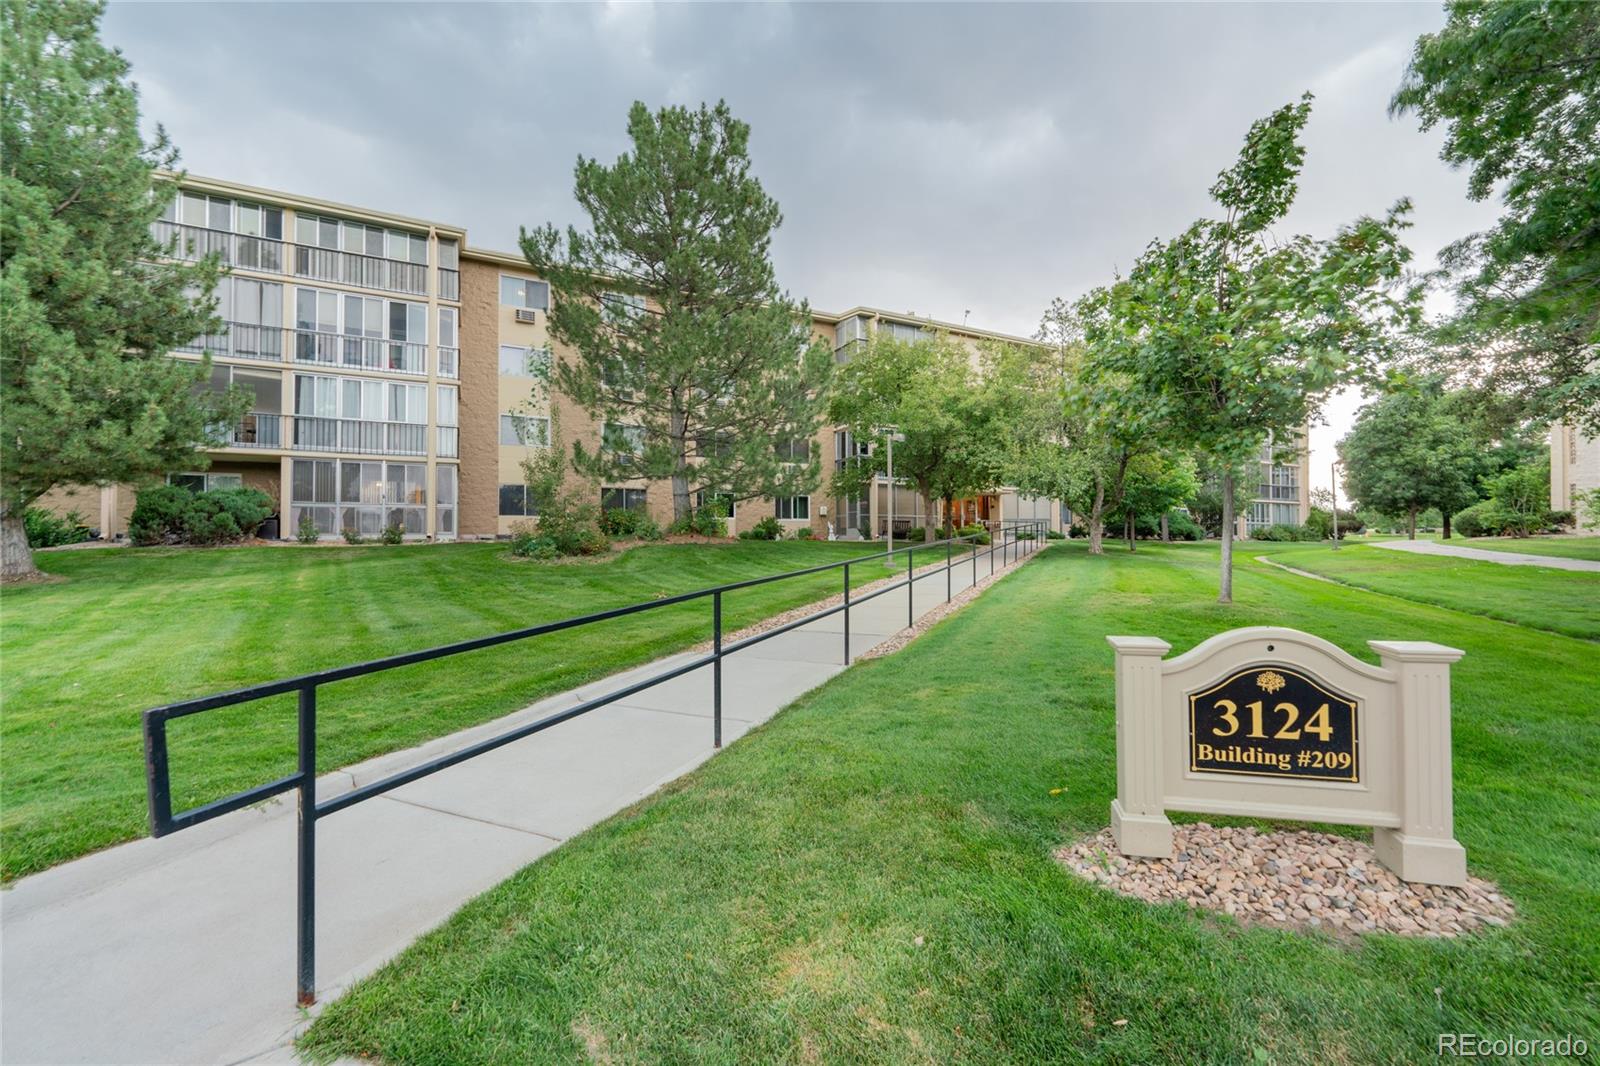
[514,309,538,325]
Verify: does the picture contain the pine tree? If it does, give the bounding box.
[1,0,241,579]
[522,101,831,524]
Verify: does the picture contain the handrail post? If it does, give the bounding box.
[843,561,851,665]
[296,684,317,1007]
[906,546,914,629]
[946,537,952,602]
[971,535,977,587]
[713,590,723,749]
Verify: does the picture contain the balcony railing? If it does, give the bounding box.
[176,322,286,362]
[437,425,459,458]
[230,412,283,449]
[152,220,284,273]
[437,346,459,380]
[1258,485,1300,501]
[291,330,427,376]
[438,269,460,302]
[292,416,426,456]
[291,245,428,296]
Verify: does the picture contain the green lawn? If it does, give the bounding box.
[1441,535,1600,562]
[1248,541,1600,641]
[301,541,1599,1065]
[0,539,897,881]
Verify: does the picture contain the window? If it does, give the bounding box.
[500,414,549,447]
[603,422,644,455]
[879,319,927,343]
[776,496,810,520]
[168,472,243,493]
[774,436,810,463]
[695,491,734,520]
[600,487,648,512]
[834,315,868,364]
[437,238,459,271]
[388,382,427,423]
[499,344,550,377]
[500,274,550,310]
[438,307,457,348]
[834,429,870,463]
[291,458,338,536]
[602,291,645,322]
[500,484,537,517]
[297,214,426,264]
[437,386,459,457]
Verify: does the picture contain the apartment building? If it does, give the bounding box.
[819,309,1067,539]
[40,174,1071,543]
[41,175,466,541]
[1550,422,1600,531]
[1237,431,1312,535]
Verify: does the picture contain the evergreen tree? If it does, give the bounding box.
[522,101,831,524]
[1,0,239,579]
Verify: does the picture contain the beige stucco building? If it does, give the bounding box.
[1550,422,1599,531]
[1236,430,1313,537]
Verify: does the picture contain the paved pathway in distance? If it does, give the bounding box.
[1,539,1042,1066]
[1372,538,1600,572]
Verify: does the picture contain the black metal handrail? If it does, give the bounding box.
[141,521,1048,1005]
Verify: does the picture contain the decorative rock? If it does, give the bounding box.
[1054,825,1515,939]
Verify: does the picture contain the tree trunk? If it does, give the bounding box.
[1219,471,1235,605]
[670,409,691,522]
[1408,506,1417,540]
[1126,512,1135,552]
[1442,511,1452,540]
[1087,480,1105,556]
[1,511,40,582]
[1160,513,1169,543]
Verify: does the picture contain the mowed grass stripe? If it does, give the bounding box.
[300,543,1600,1065]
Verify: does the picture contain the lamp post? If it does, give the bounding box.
[1331,458,1343,550]
[875,426,905,566]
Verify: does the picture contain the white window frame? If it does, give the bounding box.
[499,274,550,310]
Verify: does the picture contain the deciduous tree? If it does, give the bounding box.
[522,101,831,524]
[1338,380,1482,539]
[1393,0,1600,432]
[1089,94,1419,601]
[0,0,241,580]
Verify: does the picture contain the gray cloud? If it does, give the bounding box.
[104,1,1503,488]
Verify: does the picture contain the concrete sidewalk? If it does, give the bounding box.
[1,540,1041,1066]
[1372,538,1600,572]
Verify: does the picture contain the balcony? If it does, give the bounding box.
[228,412,282,449]
[176,322,286,362]
[437,425,459,458]
[438,268,460,302]
[152,220,284,273]
[1257,484,1300,501]
[292,416,426,456]
[291,330,427,376]
[437,346,459,379]
[291,245,427,296]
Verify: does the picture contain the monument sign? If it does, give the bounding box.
[1107,626,1468,886]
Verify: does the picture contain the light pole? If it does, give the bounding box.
[1331,458,1343,550]
[876,426,905,567]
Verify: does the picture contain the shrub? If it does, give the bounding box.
[24,507,91,548]
[600,507,644,538]
[669,500,729,538]
[1304,506,1364,541]
[1452,500,1495,538]
[296,512,320,544]
[535,489,610,556]
[1478,462,1552,537]
[509,522,561,561]
[900,526,926,543]
[1014,530,1036,540]
[380,524,404,545]
[747,515,783,541]
[341,528,365,545]
[1164,511,1205,541]
[1249,523,1317,542]
[957,523,990,546]
[794,526,815,540]
[130,485,271,546]
[1547,509,1574,530]
[1045,529,1066,541]
[636,516,664,541]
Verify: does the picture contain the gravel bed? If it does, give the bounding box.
[1056,824,1515,938]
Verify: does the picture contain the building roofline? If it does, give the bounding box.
[811,305,1039,346]
[159,171,467,239]
[462,245,534,269]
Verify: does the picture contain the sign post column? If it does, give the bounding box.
[1367,640,1468,886]
[1108,635,1174,857]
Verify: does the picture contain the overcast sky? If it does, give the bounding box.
[103,1,1503,493]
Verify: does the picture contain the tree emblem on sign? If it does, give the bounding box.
[1256,670,1287,694]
